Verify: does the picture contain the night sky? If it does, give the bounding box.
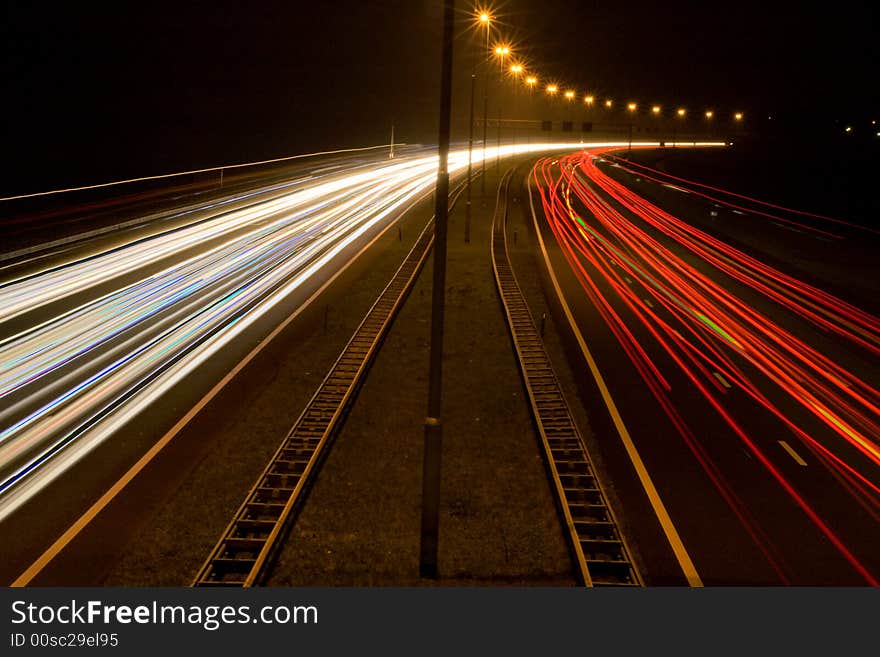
[2,1,877,194]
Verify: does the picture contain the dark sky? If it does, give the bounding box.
[2,1,877,193]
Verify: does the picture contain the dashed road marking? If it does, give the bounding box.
[779,440,808,466]
[712,372,731,389]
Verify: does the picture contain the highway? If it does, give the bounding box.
[527,148,880,584]
[0,141,606,584]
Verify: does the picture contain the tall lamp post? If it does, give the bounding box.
[479,12,491,194]
[651,105,661,142]
[525,75,537,142]
[509,63,523,145]
[627,102,637,157]
[583,95,594,139]
[546,84,558,139]
[465,10,490,243]
[705,109,714,140]
[674,107,686,146]
[564,90,576,136]
[605,98,613,137]
[733,111,743,141]
[419,0,455,580]
[493,43,510,175]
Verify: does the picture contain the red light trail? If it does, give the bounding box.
[532,148,880,584]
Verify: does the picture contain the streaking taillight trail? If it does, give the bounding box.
[533,148,879,584]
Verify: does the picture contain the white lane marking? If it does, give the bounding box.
[712,372,731,389]
[779,440,808,466]
[772,222,805,234]
[662,184,691,194]
[624,276,633,285]
[732,210,746,215]
[643,298,654,308]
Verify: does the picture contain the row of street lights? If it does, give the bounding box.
[463,6,747,240]
[467,8,745,142]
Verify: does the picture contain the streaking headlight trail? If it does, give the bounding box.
[0,142,652,519]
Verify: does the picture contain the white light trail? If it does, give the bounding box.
[0,141,714,517]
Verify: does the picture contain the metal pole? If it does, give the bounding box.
[480,25,489,195]
[496,55,503,176]
[464,28,476,243]
[390,123,395,159]
[420,0,455,580]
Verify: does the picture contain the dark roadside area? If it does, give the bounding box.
[627,134,880,230]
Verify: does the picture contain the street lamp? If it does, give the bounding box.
[479,10,492,194]
[564,90,575,137]
[705,109,713,139]
[524,75,537,142]
[509,63,524,145]
[583,96,594,137]
[650,105,660,144]
[734,112,743,121]
[466,8,491,241]
[493,42,511,174]
[545,85,558,136]
[674,107,686,146]
[627,102,637,157]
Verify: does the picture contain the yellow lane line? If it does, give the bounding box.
[11,191,433,587]
[528,172,703,587]
[779,440,808,467]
